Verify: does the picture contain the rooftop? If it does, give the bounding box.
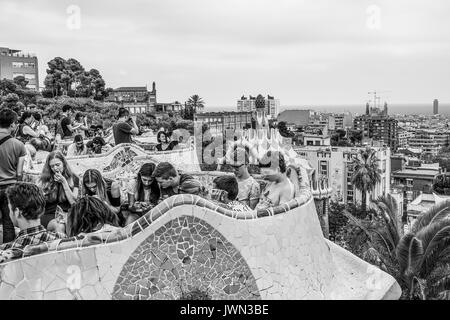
[115,87,148,92]
[393,167,440,177]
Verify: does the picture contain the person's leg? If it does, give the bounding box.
[0,186,16,243]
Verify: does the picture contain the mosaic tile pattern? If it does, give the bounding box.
[0,199,402,300]
[24,143,200,184]
[112,216,260,300]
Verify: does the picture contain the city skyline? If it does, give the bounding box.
[1,0,450,106]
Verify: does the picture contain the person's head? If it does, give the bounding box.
[212,176,239,203]
[138,163,156,187]
[157,131,168,143]
[29,138,44,151]
[66,196,119,237]
[75,112,84,122]
[28,104,37,111]
[258,151,287,181]
[73,134,84,148]
[82,169,108,200]
[152,162,179,188]
[86,140,95,154]
[32,112,42,123]
[62,104,73,115]
[41,151,73,182]
[117,107,129,119]
[19,111,34,125]
[135,162,160,203]
[6,183,46,227]
[0,108,18,133]
[179,179,203,196]
[92,136,106,153]
[229,147,251,178]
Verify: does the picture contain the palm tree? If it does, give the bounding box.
[396,199,450,299]
[342,195,402,277]
[342,196,450,299]
[351,147,381,215]
[186,94,205,116]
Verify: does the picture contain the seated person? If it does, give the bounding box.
[86,140,95,155]
[211,176,251,212]
[229,146,261,210]
[33,112,51,138]
[37,151,79,229]
[66,134,87,157]
[255,151,295,210]
[152,162,198,201]
[81,169,122,217]
[92,136,112,154]
[15,111,41,144]
[155,131,177,151]
[73,112,89,138]
[66,196,120,237]
[0,183,66,260]
[126,163,160,225]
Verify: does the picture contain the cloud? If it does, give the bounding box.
[0,0,449,105]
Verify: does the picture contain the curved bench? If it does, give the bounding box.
[23,143,200,184]
[0,187,401,300]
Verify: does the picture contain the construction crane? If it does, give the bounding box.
[368,90,392,109]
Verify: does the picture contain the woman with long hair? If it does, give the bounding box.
[155,131,177,151]
[66,196,120,237]
[37,151,79,228]
[81,169,123,223]
[126,162,160,224]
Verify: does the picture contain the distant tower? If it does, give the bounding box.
[366,102,370,115]
[433,99,439,115]
[383,102,388,116]
[152,81,156,92]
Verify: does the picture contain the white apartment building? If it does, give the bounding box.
[237,95,279,119]
[294,146,391,205]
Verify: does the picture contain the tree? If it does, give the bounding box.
[184,95,205,120]
[396,200,450,299]
[348,130,363,145]
[0,79,18,96]
[351,147,381,215]
[342,195,402,276]
[277,121,294,138]
[43,57,108,100]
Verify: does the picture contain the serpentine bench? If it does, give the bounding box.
[0,168,401,300]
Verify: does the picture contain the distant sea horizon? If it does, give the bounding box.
[206,103,450,116]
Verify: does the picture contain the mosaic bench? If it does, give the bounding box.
[0,181,401,299]
[24,143,201,185]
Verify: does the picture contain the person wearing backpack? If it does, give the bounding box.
[0,108,27,244]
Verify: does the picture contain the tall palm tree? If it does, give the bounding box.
[187,94,205,115]
[351,147,381,214]
[396,199,450,299]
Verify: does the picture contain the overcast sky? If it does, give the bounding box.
[1,0,449,108]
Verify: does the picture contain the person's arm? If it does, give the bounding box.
[66,144,75,157]
[278,185,292,206]
[66,123,81,133]
[129,118,139,135]
[58,175,78,205]
[23,125,40,138]
[16,156,26,181]
[248,181,261,210]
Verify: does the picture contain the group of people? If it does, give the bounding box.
[0,105,299,262]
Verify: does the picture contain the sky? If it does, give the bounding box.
[1,0,449,108]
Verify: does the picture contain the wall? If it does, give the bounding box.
[0,193,401,300]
